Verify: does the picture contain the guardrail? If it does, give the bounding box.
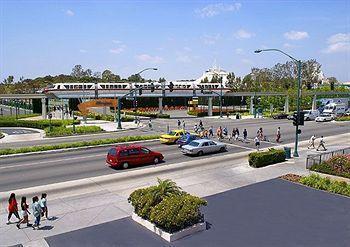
[306,147,350,169]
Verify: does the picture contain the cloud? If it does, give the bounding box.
[176,54,192,63]
[234,29,255,39]
[283,43,294,48]
[201,34,221,45]
[136,54,163,64]
[112,40,122,44]
[235,48,244,54]
[109,45,126,54]
[183,46,192,52]
[241,58,253,64]
[323,33,350,53]
[284,31,309,40]
[66,9,74,16]
[195,2,241,18]
[79,49,87,53]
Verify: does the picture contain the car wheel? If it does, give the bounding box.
[197,151,204,156]
[154,157,159,164]
[122,162,129,169]
[220,147,226,152]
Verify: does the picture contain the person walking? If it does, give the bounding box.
[223,127,228,139]
[216,126,222,141]
[7,193,21,225]
[194,124,198,133]
[208,126,214,138]
[308,135,316,149]
[229,128,236,141]
[254,136,260,151]
[235,128,240,141]
[316,136,327,151]
[39,193,48,219]
[31,196,42,230]
[199,120,203,129]
[243,129,248,142]
[182,120,186,130]
[177,119,181,129]
[16,197,31,229]
[148,119,153,130]
[276,127,281,143]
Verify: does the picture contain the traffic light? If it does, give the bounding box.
[298,111,305,126]
[150,83,155,92]
[293,113,298,126]
[169,82,174,92]
[139,88,142,95]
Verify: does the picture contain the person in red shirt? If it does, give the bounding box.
[7,193,21,224]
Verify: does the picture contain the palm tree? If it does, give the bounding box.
[151,178,182,204]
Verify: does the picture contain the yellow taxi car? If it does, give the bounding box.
[159,129,187,144]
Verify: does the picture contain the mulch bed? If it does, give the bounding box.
[280,174,302,183]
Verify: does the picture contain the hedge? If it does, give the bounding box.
[45,126,103,137]
[128,178,207,233]
[248,148,286,168]
[336,116,350,121]
[0,119,80,129]
[299,174,350,197]
[0,134,160,156]
[122,111,170,119]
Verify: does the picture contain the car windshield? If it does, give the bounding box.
[168,131,177,135]
[320,114,330,117]
[188,141,200,147]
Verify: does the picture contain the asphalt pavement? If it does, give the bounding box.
[1,117,348,149]
[0,140,250,191]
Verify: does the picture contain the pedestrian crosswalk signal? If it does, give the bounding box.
[150,83,155,92]
[169,82,174,92]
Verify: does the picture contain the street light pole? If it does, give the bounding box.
[220,76,223,118]
[254,48,302,157]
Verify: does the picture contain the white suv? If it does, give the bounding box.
[303,110,319,121]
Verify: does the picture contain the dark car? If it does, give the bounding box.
[176,134,200,147]
[106,145,163,169]
[272,113,288,119]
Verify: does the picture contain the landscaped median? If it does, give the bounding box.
[281,174,350,197]
[309,154,350,179]
[0,134,160,156]
[128,178,207,242]
[45,125,104,137]
[248,148,286,168]
[0,116,80,129]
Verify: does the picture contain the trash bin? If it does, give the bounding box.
[284,147,291,159]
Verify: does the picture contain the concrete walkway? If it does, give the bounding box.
[0,134,349,247]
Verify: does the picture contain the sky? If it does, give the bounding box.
[1,0,349,82]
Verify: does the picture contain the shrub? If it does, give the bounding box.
[336,116,350,121]
[129,178,207,233]
[128,178,182,220]
[149,194,207,233]
[45,126,103,137]
[248,148,286,168]
[310,155,350,179]
[299,174,350,197]
[0,118,80,129]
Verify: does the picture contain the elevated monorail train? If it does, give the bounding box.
[43,80,229,93]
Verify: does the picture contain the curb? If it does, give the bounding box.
[0,150,251,204]
[0,138,160,159]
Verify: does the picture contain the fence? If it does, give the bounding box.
[306,147,350,169]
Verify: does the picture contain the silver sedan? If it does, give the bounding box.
[181,139,227,156]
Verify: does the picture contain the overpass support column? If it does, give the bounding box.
[312,95,317,111]
[284,96,289,113]
[208,97,213,116]
[158,97,163,114]
[250,97,254,115]
[41,98,47,119]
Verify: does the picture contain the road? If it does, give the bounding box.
[0,117,349,149]
[0,141,251,191]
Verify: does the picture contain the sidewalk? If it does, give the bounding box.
[0,134,349,247]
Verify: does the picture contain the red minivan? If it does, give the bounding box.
[106,145,164,169]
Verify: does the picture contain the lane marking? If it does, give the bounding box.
[224,142,256,150]
[0,154,106,170]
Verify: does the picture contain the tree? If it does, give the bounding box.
[200,77,209,83]
[158,77,166,83]
[227,72,242,91]
[71,65,85,78]
[128,74,143,82]
[327,77,337,90]
[93,72,102,79]
[84,69,92,77]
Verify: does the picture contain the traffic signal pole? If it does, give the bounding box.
[294,60,302,157]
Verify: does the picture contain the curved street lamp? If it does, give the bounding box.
[254,48,302,157]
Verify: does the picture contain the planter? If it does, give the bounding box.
[132,213,206,242]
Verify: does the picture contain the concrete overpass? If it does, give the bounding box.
[1,90,349,119]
